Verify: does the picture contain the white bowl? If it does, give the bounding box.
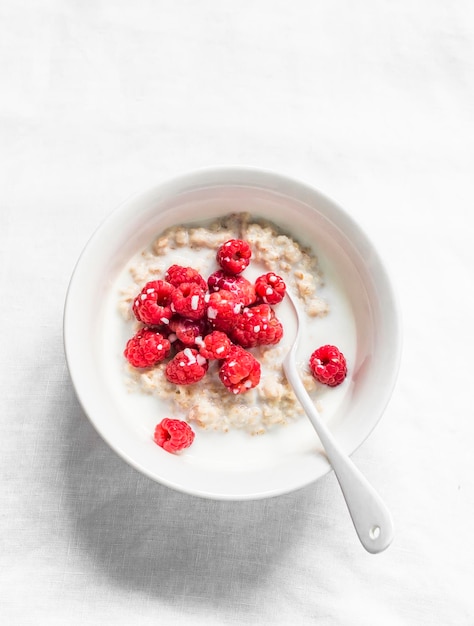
[63,167,401,500]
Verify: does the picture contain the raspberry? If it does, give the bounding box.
[216,239,252,274]
[169,316,208,347]
[309,345,347,387]
[165,265,207,290]
[171,282,207,320]
[207,270,256,306]
[124,327,171,368]
[132,280,175,326]
[255,272,286,305]
[197,330,231,360]
[165,348,208,384]
[230,304,283,348]
[154,418,195,453]
[206,289,242,333]
[219,345,261,394]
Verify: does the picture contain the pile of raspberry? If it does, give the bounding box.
[124,237,348,453]
[124,238,287,397]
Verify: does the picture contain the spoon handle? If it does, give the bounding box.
[285,364,394,553]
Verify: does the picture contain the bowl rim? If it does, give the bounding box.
[63,165,403,500]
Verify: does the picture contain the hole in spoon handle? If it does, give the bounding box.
[369,525,381,540]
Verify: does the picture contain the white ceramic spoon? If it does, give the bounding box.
[283,291,394,553]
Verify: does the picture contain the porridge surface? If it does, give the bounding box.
[119,213,330,435]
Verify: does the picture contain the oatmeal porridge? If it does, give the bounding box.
[118,213,334,436]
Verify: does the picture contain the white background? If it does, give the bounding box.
[1,1,473,624]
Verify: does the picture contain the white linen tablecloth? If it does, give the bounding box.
[1,1,473,624]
